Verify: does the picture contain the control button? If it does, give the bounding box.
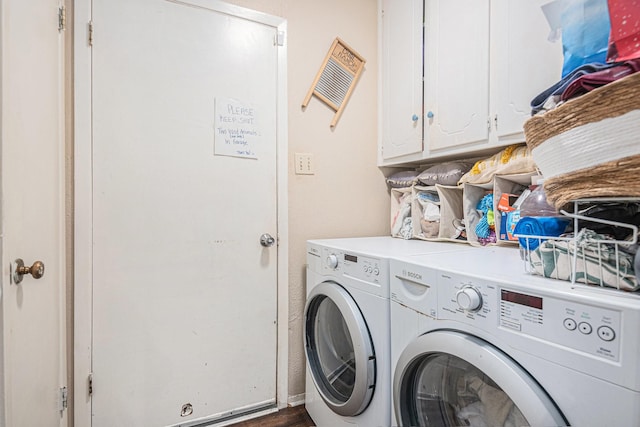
[373,268,379,276]
[563,318,577,330]
[578,322,592,335]
[456,287,483,312]
[597,326,616,342]
[326,254,339,269]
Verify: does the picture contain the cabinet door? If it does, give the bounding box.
[490,0,563,143]
[380,0,424,160]
[425,0,490,152]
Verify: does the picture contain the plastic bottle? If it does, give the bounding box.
[514,180,570,254]
[518,183,558,217]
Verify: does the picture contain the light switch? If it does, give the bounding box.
[295,153,314,175]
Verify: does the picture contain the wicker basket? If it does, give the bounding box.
[523,72,640,209]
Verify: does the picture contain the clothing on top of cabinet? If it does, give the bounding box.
[560,58,640,101]
[417,161,473,186]
[532,59,640,115]
[530,62,611,115]
[458,145,536,185]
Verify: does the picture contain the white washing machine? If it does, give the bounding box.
[304,237,471,427]
[390,246,640,426]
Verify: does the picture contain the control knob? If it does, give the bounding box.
[456,286,483,311]
[326,254,339,269]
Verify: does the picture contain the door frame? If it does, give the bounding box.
[73,0,289,424]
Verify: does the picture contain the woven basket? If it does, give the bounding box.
[523,72,640,209]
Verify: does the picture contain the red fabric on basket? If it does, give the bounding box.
[560,58,640,101]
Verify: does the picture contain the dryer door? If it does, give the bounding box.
[304,281,376,416]
[394,330,567,427]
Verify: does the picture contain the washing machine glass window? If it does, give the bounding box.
[313,297,355,401]
[304,282,376,416]
[401,353,527,426]
[394,331,567,427]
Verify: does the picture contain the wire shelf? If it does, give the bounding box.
[515,198,640,292]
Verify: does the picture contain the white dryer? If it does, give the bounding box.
[304,237,470,427]
[390,246,640,426]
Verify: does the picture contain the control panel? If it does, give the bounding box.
[321,248,381,285]
[435,271,622,362]
[437,272,497,328]
[498,289,621,362]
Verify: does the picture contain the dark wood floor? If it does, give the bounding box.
[230,406,315,427]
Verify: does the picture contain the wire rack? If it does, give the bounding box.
[515,198,640,292]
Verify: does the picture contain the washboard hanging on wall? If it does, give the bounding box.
[302,37,366,128]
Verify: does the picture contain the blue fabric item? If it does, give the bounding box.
[530,62,614,114]
[560,0,611,77]
[514,216,571,251]
[417,192,440,203]
[475,194,494,239]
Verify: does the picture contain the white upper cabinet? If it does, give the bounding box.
[490,0,564,144]
[379,0,563,166]
[424,0,490,153]
[380,0,424,160]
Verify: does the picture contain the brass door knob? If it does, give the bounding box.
[13,258,45,284]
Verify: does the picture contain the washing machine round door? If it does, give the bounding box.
[394,330,567,427]
[304,281,376,416]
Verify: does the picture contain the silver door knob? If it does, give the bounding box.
[13,258,45,284]
[260,233,276,247]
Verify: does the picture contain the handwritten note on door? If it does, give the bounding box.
[214,97,259,159]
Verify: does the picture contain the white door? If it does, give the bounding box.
[490,0,564,143]
[88,1,282,425]
[380,0,424,161]
[1,1,67,426]
[424,0,490,151]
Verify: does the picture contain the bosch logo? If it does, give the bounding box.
[403,270,422,281]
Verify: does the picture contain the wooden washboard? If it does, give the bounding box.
[302,38,366,128]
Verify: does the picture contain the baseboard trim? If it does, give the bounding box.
[287,393,305,407]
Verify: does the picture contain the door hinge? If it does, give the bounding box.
[59,387,68,411]
[88,373,93,396]
[275,31,285,47]
[494,114,498,131]
[58,6,66,31]
[89,21,94,46]
[487,116,491,131]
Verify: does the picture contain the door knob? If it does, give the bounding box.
[13,258,45,284]
[260,233,276,247]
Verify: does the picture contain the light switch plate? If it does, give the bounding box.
[295,153,314,175]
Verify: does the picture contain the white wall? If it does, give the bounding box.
[223,0,388,398]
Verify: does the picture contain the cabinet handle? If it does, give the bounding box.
[411,114,419,122]
[426,111,434,119]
